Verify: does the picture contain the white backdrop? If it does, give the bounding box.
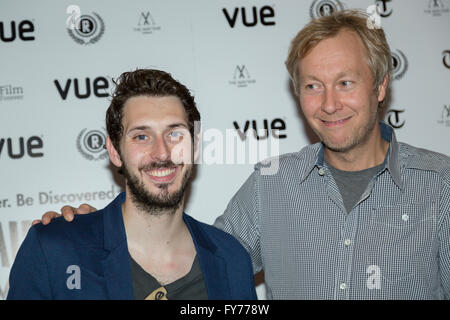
[0,0,449,299]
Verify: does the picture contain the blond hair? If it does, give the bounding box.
[285,9,392,104]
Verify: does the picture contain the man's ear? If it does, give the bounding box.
[106,136,123,168]
[377,74,389,102]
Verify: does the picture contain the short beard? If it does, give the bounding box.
[323,111,378,153]
[122,161,192,216]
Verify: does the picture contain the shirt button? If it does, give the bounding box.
[318,168,325,176]
[339,283,347,290]
[344,239,352,246]
[402,214,409,222]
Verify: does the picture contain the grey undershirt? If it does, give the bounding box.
[325,160,384,213]
[129,254,208,300]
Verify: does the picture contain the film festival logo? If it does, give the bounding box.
[391,49,408,80]
[0,84,23,101]
[424,0,449,16]
[229,65,256,88]
[77,128,109,161]
[66,5,105,45]
[437,105,450,127]
[134,11,161,34]
[310,0,344,19]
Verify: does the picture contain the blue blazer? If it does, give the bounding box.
[7,193,257,300]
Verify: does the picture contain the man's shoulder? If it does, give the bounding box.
[32,209,104,246]
[253,143,320,176]
[399,142,450,176]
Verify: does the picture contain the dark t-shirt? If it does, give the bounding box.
[326,161,384,213]
[129,254,208,300]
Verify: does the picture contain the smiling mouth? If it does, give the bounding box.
[321,116,352,127]
[144,167,178,182]
[148,168,176,177]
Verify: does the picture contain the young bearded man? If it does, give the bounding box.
[7,69,257,300]
[34,10,450,299]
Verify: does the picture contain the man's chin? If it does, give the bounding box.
[129,187,185,215]
[323,142,354,153]
[321,136,353,152]
[127,171,192,215]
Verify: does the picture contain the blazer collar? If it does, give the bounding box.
[101,192,134,299]
[100,192,231,299]
[184,214,231,299]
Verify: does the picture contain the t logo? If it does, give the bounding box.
[386,109,405,128]
[443,50,450,69]
[375,0,393,17]
[66,265,81,290]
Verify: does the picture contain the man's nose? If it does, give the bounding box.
[321,88,342,114]
[151,136,170,161]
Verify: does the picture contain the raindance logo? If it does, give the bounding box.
[391,49,408,80]
[134,11,161,34]
[386,109,405,129]
[437,105,450,127]
[0,84,23,101]
[67,12,105,45]
[310,0,344,19]
[229,65,256,88]
[443,50,450,69]
[424,0,449,16]
[77,128,108,160]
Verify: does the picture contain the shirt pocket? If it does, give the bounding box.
[370,201,437,230]
[367,202,438,286]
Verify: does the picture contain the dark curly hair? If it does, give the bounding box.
[106,69,201,154]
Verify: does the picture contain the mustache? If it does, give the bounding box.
[139,160,178,171]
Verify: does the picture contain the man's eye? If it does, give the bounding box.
[340,80,353,88]
[301,83,322,95]
[168,131,183,141]
[303,83,323,92]
[135,134,147,141]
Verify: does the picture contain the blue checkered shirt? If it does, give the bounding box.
[214,122,450,299]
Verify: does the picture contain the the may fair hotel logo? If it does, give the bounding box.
[134,11,161,34]
[229,65,256,88]
[66,5,105,45]
[424,0,449,16]
[437,105,450,127]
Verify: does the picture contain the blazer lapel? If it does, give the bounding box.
[101,242,134,300]
[184,214,231,300]
[101,192,134,300]
[99,195,232,299]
